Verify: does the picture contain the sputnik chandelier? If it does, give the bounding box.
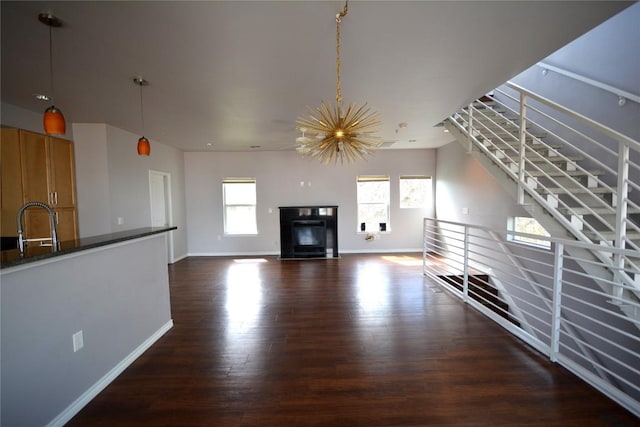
[296,0,382,164]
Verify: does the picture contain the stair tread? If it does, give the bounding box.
[560,207,640,215]
[527,169,605,177]
[584,230,640,240]
[524,156,583,163]
[538,186,615,194]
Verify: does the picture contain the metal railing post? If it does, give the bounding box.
[517,93,527,205]
[462,225,470,303]
[423,219,428,275]
[550,242,564,362]
[613,140,630,303]
[467,104,474,153]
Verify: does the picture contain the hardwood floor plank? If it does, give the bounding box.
[67,254,638,426]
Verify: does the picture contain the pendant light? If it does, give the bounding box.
[133,77,151,156]
[296,0,382,164]
[39,13,66,135]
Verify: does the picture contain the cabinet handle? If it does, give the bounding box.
[49,192,53,205]
[54,191,58,205]
[55,211,59,225]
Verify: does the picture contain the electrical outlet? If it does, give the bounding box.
[73,330,84,352]
[117,217,124,225]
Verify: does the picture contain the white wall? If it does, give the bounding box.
[72,123,112,236]
[184,149,436,256]
[435,141,527,231]
[102,125,188,261]
[1,234,172,427]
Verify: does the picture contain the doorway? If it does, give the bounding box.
[149,170,173,263]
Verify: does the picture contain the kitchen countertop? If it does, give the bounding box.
[1,226,176,270]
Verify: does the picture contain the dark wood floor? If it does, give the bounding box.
[68,254,637,426]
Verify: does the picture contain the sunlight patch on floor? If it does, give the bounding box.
[233,258,268,264]
[381,255,423,266]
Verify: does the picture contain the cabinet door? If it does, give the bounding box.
[54,208,78,242]
[1,128,24,236]
[19,130,51,204]
[49,137,76,207]
[24,207,77,244]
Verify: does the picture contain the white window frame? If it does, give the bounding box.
[399,175,432,209]
[508,216,551,249]
[222,178,258,235]
[356,175,390,233]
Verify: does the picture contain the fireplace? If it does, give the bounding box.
[279,206,338,258]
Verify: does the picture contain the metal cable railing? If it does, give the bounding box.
[423,218,640,417]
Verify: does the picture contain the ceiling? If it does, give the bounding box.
[1,1,633,153]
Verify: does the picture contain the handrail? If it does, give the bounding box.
[537,62,640,106]
[505,82,640,151]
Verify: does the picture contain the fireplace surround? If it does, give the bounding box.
[279,206,338,258]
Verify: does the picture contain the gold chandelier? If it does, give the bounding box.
[296,1,382,164]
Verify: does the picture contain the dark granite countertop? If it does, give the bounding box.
[1,226,177,270]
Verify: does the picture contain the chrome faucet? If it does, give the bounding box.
[17,201,59,255]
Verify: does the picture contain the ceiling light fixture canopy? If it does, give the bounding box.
[134,77,151,156]
[296,0,381,164]
[39,13,66,135]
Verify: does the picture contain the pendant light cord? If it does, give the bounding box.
[139,82,145,134]
[336,0,348,113]
[49,23,55,102]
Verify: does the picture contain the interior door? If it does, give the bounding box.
[149,170,173,263]
[149,172,167,227]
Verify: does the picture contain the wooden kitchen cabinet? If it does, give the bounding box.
[24,207,78,244]
[1,128,24,236]
[20,130,76,208]
[0,127,78,242]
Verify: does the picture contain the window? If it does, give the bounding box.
[399,175,432,208]
[509,216,550,249]
[223,178,257,235]
[357,175,390,232]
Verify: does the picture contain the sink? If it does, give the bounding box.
[1,236,18,251]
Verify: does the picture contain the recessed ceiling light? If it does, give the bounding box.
[34,93,51,101]
[206,143,212,146]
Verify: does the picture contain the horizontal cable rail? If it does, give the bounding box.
[423,217,640,417]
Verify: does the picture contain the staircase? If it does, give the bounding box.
[439,273,520,326]
[445,83,640,319]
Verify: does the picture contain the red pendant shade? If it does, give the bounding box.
[137,136,151,156]
[43,105,66,135]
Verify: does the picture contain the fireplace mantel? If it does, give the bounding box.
[279,206,338,259]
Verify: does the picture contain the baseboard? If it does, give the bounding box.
[187,249,422,258]
[340,248,422,254]
[46,319,174,427]
[187,250,279,257]
[170,252,189,263]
